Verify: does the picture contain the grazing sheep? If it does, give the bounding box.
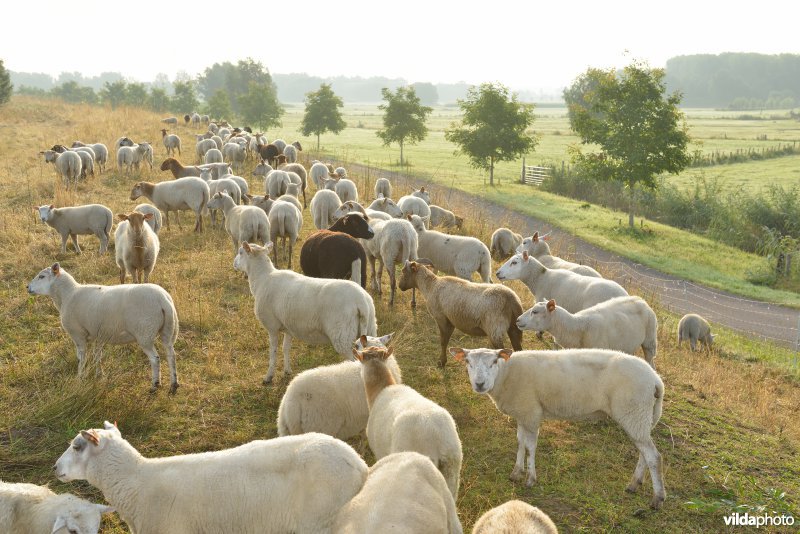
[55,423,368,534]
[283,144,298,163]
[310,161,332,189]
[203,147,223,164]
[451,347,666,509]
[334,166,348,179]
[490,227,523,260]
[161,129,181,157]
[399,261,523,366]
[409,214,491,282]
[517,232,601,277]
[429,205,463,229]
[472,500,557,534]
[300,214,374,288]
[0,481,114,534]
[27,263,179,392]
[334,200,391,222]
[161,116,178,125]
[356,346,462,498]
[517,297,658,368]
[250,195,275,215]
[160,157,202,178]
[361,217,418,306]
[310,189,342,229]
[265,170,290,199]
[335,178,359,203]
[280,162,308,208]
[115,211,160,284]
[71,141,109,173]
[134,203,163,234]
[277,333,399,440]
[59,146,95,179]
[129,178,209,232]
[207,191,270,253]
[496,251,627,313]
[398,194,432,220]
[42,149,82,185]
[268,200,303,268]
[367,196,404,218]
[333,452,463,534]
[200,114,210,124]
[203,161,233,180]
[222,142,246,172]
[136,142,154,170]
[233,242,378,383]
[34,204,112,255]
[678,313,715,351]
[375,177,392,199]
[252,159,273,180]
[195,138,217,162]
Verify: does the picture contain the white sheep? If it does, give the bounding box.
[472,500,557,534]
[134,203,163,234]
[250,194,275,215]
[429,205,463,229]
[199,168,241,227]
[398,194,431,220]
[136,142,154,170]
[268,200,303,268]
[517,296,658,368]
[374,177,392,199]
[116,145,141,174]
[272,138,288,152]
[677,313,715,351]
[409,214,491,282]
[0,481,114,534]
[34,204,112,255]
[356,345,462,498]
[517,232,601,277]
[252,160,273,181]
[310,161,332,189]
[451,347,666,509]
[361,218,418,305]
[195,138,217,161]
[160,129,182,157]
[334,200,391,222]
[411,186,432,204]
[335,166,348,178]
[335,178,359,203]
[283,144,298,163]
[490,227,523,260]
[496,251,627,313]
[276,184,303,212]
[222,142,246,172]
[310,189,342,229]
[234,242,377,384]
[207,191,270,253]
[115,211,160,284]
[333,452,463,534]
[277,333,400,440]
[218,171,250,198]
[368,196,404,218]
[27,263,179,392]
[71,141,109,173]
[281,163,308,207]
[203,147,223,164]
[71,148,95,179]
[130,178,210,232]
[42,149,82,185]
[54,423,368,534]
[265,170,290,199]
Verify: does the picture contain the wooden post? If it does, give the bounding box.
[521,158,525,184]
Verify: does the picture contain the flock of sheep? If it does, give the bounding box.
[6,116,716,534]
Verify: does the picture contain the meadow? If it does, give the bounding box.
[0,97,799,532]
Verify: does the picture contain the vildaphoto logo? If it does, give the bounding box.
[723,512,795,528]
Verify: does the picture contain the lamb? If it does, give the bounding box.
[41,149,82,185]
[453,347,667,509]
[55,422,368,534]
[268,200,303,268]
[398,194,432,220]
[160,129,182,157]
[283,144,298,163]
[129,178,210,232]
[490,227,523,260]
[429,205,463,229]
[496,251,628,313]
[195,138,217,161]
[34,204,112,254]
[281,162,308,207]
[27,263,179,392]
[310,161,332,189]
[115,211,160,284]
[374,177,392,199]
[355,345,462,498]
[517,232,601,277]
[310,189,343,229]
[134,203,163,234]
[233,242,378,383]
[399,261,523,366]
[472,500,557,534]
[361,217,418,306]
[222,141,246,171]
[517,297,658,368]
[0,481,114,534]
[409,214,491,282]
[333,452,463,534]
[678,313,715,351]
[335,178,359,203]
[265,169,290,199]
[207,191,270,253]
[252,159,273,181]
[203,147,223,164]
[159,157,202,178]
[71,141,109,173]
[300,214,374,288]
[277,333,400,440]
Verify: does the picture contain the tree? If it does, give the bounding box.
[171,80,199,113]
[206,89,233,121]
[51,81,96,104]
[565,61,691,227]
[100,80,128,109]
[300,83,346,151]
[445,83,537,186]
[0,59,12,106]
[238,81,283,128]
[376,86,432,166]
[124,82,148,107]
[149,87,170,113]
[198,58,274,115]
[411,82,438,106]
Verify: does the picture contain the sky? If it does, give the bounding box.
[3,0,798,91]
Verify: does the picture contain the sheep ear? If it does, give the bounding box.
[80,430,100,446]
[522,251,529,261]
[51,263,60,276]
[352,348,363,361]
[449,348,467,362]
[497,349,513,361]
[385,347,393,358]
[116,213,128,221]
[242,242,252,253]
[49,204,55,210]
[546,299,556,312]
[420,187,425,192]
[359,334,368,347]
[406,214,412,221]
[143,213,154,220]
[51,515,67,533]
[532,232,539,242]
[379,332,394,345]
[96,504,116,515]
[103,420,120,433]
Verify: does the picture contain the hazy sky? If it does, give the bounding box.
[3,0,798,90]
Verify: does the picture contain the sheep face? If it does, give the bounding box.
[234,242,273,272]
[353,332,394,351]
[55,422,120,482]
[516,232,550,256]
[252,161,273,178]
[411,187,431,205]
[118,211,151,232]
[330,214,374,239]
[516,300,553,331]
[333,202,359,220]
[43,150,58,163]
[407,214,426,232]
[35,204,56,223]
[450,347,512,394]
[206,191,230,210]
[50,496,114,534]
[368,198,404,218]
[129,183,145,201]
[27,263,60,295]
[496,252,530,281]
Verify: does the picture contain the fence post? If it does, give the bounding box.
[520,158,526,184]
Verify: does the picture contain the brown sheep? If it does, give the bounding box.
[256,143,282,167]
[300,214,375,288]
[399,260,524,366]
[160,158,202,178]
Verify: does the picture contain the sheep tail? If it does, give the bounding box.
[200,183,210,216]
[358,299,377,337]
[161,297,180,345]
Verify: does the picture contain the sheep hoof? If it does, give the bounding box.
[509,469,524,483]
[650,496,665,510]
[626,483,640,493]
[525,477,537,488]
[169,383,179,395]
[263,376,274,385]
[149,383,159,394]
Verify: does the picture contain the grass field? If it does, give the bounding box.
[0,97,799,532]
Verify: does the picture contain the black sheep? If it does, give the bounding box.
[300,214,374,288]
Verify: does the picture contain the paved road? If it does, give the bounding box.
[349,162,800,350]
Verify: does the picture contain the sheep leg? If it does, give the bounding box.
[194,210,203,233]
[164,211,171,231]
[507,325,524,351]
[72,338,88,377]
[376,257,386,296]
[435,319,455,367]
[369,256,380,294]
[626,453,648,493]
[163,341,179,394]
[140,344,161,392]
[386,262,397,305]
[287,240,293,269]
[282,333,293,378]
[264,330,279,384]
[511,422,540,487]
[119,266,126,284]
[98,232,109,255]
[70,233,82,254]
[60,234,69,254]
[633,437,666,509]
[272,241,279,268]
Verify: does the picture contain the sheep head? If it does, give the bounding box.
[55,421,122,482]
[450,347,513,394]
